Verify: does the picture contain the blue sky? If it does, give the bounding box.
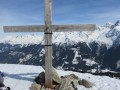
[0,0,120,37]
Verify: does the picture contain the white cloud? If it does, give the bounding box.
[0,10,16,25]
[89,10,120,20]
[53,4,76,15]
[0,10,43,37]
[0,9,43,26]
[0,26,3,30]
[0,10,16,37]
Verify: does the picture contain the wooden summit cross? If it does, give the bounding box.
[3,0,95,89]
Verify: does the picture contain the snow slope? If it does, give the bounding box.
[0,64,120,90]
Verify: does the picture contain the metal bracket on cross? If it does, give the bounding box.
[3,0,96,89]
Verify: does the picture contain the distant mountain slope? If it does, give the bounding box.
[0,20,120,72]
[0,20,120,47]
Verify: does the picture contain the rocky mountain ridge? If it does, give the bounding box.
[0,20,120,72]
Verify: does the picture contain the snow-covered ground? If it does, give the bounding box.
[0,64,120,90]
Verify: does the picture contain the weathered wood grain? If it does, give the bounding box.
[3,24,95,32]
[44,0,53,89]
[52,24,96,32]
[3,25,44,32]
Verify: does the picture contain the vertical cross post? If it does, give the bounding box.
[44,0,53,88]
[3,0,96,89]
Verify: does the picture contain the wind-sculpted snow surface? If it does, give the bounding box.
[0,64,120,90]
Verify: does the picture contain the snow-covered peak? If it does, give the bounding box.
[114,20,120,26]
[111,20,120,29]
[0,35,43,45]
[52,31,91,45]
[0,20,120,48]
[105,22,113,28]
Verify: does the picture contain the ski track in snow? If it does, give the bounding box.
[0,64,120,90]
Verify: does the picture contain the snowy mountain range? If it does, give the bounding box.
[0,20,120,72]
[0,20,120,47]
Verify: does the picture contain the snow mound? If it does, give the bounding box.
[0,64,120,90]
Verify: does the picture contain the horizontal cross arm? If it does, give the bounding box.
[52,24,96,32]
[3,25,45,32]
[3,24,96,32]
